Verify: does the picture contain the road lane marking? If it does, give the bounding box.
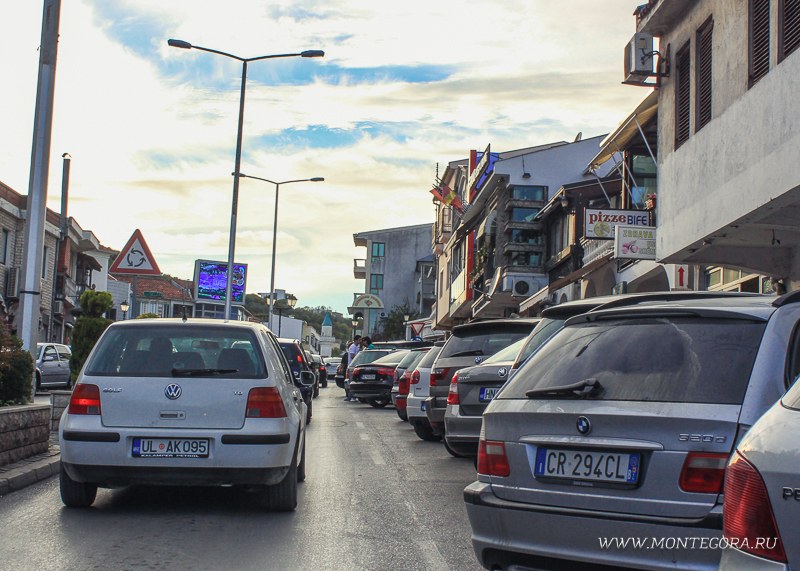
[356,422,364,428]
[416,541,449,571]
[360,433,370,440]
[370,450,385,465]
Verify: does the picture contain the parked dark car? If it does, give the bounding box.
[392,348,431,421]
[346,349,396,401]
[425,318,540,451]
[350,350,410,407]
[278,338,316,423]
[310,354,327,388]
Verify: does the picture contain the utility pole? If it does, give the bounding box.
[20,0,61,401]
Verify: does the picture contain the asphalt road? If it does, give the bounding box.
[1,387,483,571]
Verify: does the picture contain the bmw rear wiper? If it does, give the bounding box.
[525,378,603,399]
[172,368,238,376]
[448,349,484,358]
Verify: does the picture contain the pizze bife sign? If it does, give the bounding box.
[584,209,650,239]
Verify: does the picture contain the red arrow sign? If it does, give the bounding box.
[677,267,685,287]
[109,229,161,275]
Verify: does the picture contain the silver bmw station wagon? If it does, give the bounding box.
[59,319,313,511]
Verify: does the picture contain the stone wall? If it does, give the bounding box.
[50,391,70,432]
[0,405,51,467]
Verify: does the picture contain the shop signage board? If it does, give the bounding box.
[614,225,657,260]
[585,209,650,239]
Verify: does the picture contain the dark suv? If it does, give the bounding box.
[278,338,315,423]
[424,318,540,449]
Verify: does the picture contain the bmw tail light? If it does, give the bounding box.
[246,387,287,418]
[430,367,450,387]
[679,452,728,494]
[68,384,101,415]
[477,438,510,477]
[447,373,460,405]
[410,370,420,385]
[723,452,786,563]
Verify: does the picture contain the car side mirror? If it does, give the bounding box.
[298,371,315,387]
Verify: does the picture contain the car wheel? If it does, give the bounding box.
[413,423,442,442]
[368,398,390,408]
[306,399,312,425]
[59,464,97,508]
[396,409,408,422]
[297,436,306,483]
[444,438,466,458]
[262,448,298,511]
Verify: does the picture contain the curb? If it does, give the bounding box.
[0,435,60,496]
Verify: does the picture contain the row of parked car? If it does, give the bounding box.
[340,291,800,571]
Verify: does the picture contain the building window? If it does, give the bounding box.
[1,229,8,265]
[370,274,383,290]
[629,155,657,210]
[371,242,385,258]
[510,229,543,244]
[780,0,800,61]
[512,186,546,200]
[510,251,542,267]
[140,301,165,317]
[42,246,48,279]
[511,208,539,222]
[696,17,714,131]
[675,41,692,148]
[750,0,771,85]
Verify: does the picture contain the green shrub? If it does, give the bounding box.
[80,290,114,318]
[70,316,113,383]
[136,313,159,319]
[0,333,34,405]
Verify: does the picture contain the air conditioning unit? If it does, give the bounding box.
[624,33,654,84]
[503,275,540,298]
[54,300,64,316]
[5,267,20,299]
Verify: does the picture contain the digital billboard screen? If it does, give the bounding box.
[194,260,247,303]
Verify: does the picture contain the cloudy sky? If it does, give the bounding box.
[0,0,647,315]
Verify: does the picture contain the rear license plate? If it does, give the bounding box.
[421,401,426,411]
[362,374,376,380]
[533,448,639,484]
[132,438,209,458]
[479,387,499,402]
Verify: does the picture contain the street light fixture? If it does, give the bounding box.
[120,300,130,321]
[168,39,324,321]
[351,318,359,341]
[274,293,298,337]
[236,172,324,328]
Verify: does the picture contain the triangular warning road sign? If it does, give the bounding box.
[109,229,162,275]
[411,322,425,336]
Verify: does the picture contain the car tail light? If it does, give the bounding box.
[723,452,786,562]
[353,367,362,377]
[246,387,287,418]
[398,373,411,395]
[477,438,510,477]
[410,370,420,385]
[377,368,396,377]
[393,369,400,383]
[68,384,101,415]
[447,373,460,405]
[679,452,728,494]
[430,367,450,387]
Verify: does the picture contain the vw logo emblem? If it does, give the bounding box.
[577,416,592,435]
[165,384,182,400]
[497,367,508,377]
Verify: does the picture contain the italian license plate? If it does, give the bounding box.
[421,401,426,411]
[533,448,640,484]
[362,374,376,380]
[132,438,209,458]
[479,387,499,402]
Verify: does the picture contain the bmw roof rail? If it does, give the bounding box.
[773,289,800,307]
[588,291,765,313]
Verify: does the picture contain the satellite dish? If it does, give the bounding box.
[574,132,583,142]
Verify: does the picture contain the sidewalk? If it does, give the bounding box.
[0,430,60,496]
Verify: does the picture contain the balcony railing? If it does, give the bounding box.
[450,268,466,306]
[581,237,614,266]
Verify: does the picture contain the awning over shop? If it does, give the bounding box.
[587,91,658,171]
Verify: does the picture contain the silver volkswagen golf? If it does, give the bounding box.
[59,319,312,511]
[464,292,800,571]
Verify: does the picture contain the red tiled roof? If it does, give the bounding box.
[113,275,195,301]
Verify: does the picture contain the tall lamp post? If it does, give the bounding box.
[274,294,297,337]
[351,319,359,342]
[168,39,323,320]
[236,172,324,328]
[404,313,410,340]
[120,300,130,321]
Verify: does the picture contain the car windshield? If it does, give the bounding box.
[393,350,422,370]
[85,325,267,378]
[483,337,526,364]
[500,317,766,404]
[350,350,393,368]
[369,350,409,366]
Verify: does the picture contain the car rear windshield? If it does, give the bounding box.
[372,350,410,366]
[350,350,394,368]
[279,343,306,370]
[483,338,526,364]
[440,328,530,360]
[515,318,566,366]
[500,317,766,404]
[416,346,442,369]
[396,349,425,370]
[85,325,267,378]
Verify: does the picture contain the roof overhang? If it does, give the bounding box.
[587,91,658,172]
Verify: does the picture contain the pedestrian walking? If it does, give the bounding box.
[343,338,361,402]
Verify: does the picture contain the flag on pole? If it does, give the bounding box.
[431,183,465,215]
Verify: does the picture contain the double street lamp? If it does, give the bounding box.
[167,39,324,320]
[236,173,324,328]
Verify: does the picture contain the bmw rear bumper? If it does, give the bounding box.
[444,405,481,456]
[464,481,724,571]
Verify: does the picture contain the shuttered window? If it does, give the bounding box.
[696,18,714,131]
[780,0,800,61]
[750,0,771,85]
[675,42,691,149]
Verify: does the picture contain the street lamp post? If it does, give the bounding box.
[404,313,410,340]
[275,294,297,337]
[167,39,323,320]
[236,173,323,328]
[351,319,359,342]
[120,300,130,321]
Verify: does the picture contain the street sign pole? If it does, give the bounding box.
[20,0,61,402]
